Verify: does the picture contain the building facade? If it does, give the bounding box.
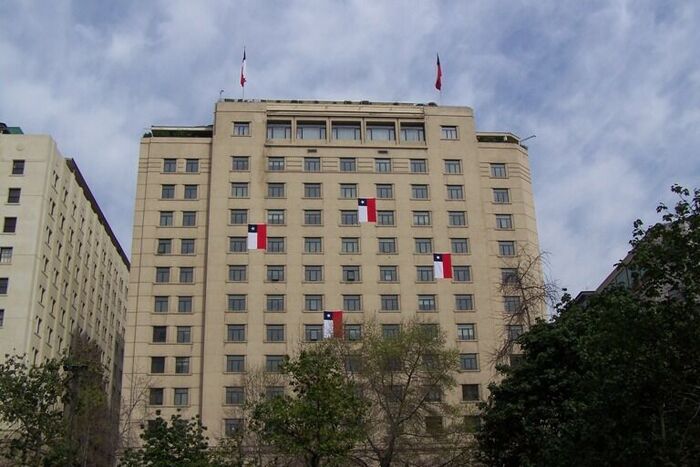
[0,131,130,399]
[123,100,541,440]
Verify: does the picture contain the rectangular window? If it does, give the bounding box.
[304,265,323,282]
[266,265,285,282]
[157,239,172,255]
[268,157,285,171]
[163,158,177,172]
[340,210,358,226]
[267,121,291,139]
[233,122,250,136]
[501,268,518,285]
[339,183,357,199]
[344,324,362,341]
[159,211,173,226]
[228,294,246,312]
[493,189,510,204]
[457,324,476,341]
[426,416,443,435]
[507,325,524,341]
[297,122,326,140]
[418,295,436,311]
[447,185,464,200]
[339,158,357,172]
[225,419,243,437]
[227,324,246,342]
[414,238,433,254]
[304,183,321,198]
[332,123,361,140]
[441,126,458,139]
[226,355,245,373]
[228,265,247,282]
[462,384,480,401]
[496,214,513,230]
[267,210,285,225]
[266,355,286,373]
[225,387,245,405]
[410,159,427,173]
[417,266,434,282]
[379,266,398,282]
[498,241,516,256]
[337,237,358,254]
[230,209,247,225]
[176,326,191,343]
[304,157,321,172]
[304,237,322,253]
[377,211,395,226]
[266,295,285,312]
[490,163,507,178]
[448,211,467,226]
[412,211,431,226]
[304,294,323,311]
[451,238,469,254]
[342,266,360,282]
[154,296,169,313]
[175,357,190,374]
[455,294,474,311]
[185,159,199,173]
[381,294,399,311]
[267,183,285,198]
[161,185,175,199]
[400,123,425,142]
[181,239,195,255]
[0,247,11,264]
[152,326,167,343]
[149,388,164,406]
[182,211,197,226]
[266,324,285,342]
[382,324,400,338]
[7,188,21,204]
[229,237,247,252]
[179,267,194,283]
[375,158,391,173]
[343,295,362,311]
[231,156,249,171]
[367,123,395,141]
[178,296,193,313]
[266,386,284,399]
[460,353,479,371]
[155,267,170,283]
[504,296,521,313]
[150,357,165,374]
[376,184,393,199]
[378,237,397,254]
[231,183,249,198]
[453,266,472,282]
[444,159,462,174]
[411,184,429,199]
[11,160,25,175]
[2,218,16,233]
[304,324,323,342]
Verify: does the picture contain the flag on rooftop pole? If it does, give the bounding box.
[240,48,247,88]
[247,224,266,250]
[435,53,442,91]
[433,253,452,279]
[358,198,377,223]
[323,311,343,339]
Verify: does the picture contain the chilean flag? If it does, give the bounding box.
[247,224,266,249]
[323,310,343,339]
[435,54,442,91]
[358,198,376,223]
[433,253,452,279]
[240,49,247,87]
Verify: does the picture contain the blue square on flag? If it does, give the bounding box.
[248,225,257,233]
[359,199,367,206]
[324,311,332,320]
[434,254,441,261]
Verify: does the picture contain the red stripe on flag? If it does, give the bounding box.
[257,224,266,249]
[366,198,376,222]
[332,310,343,338]
[442,253,452,278]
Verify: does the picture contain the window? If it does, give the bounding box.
[343,295,362,311]
[179,267,194,283]
[304,157,321,172]
[297,122,326,140]
[377,211,395,226]
[155,267,170,283]
[267,210,285,225]
[176,326,192,343]
[226,355,245,373]
[267,265,285,282]
[304,237,322,253]
[225,419,243,437]
[453,266,472,282]
[231,156,249,171]
[411,184,429,199]
[444,159,462,174]
[304,183,321,198]
[460,353,479,371]
[181,238,195,254]
[305,324,323,342]
[152,326,167,343]
[418,295,436,311]
[504,296,521,313]
[154,296,169,313]
[228,294,246,312]
[230,209,247,225]
[266,295,285,312]
[501,268,518,285]
[451,238,469,254]
[412,211,431,226]
[375,158,391,172]
[182,211,197,226]
[0,247,12,264]
[375,184,393,199]
[161,185,175,199]
[410,159,427,173]
[455,294,474,311]
[507,324,524,341]
[381,294,399,311]
[11,160,25,175]
[150,357,165,374]
[156,239,172,255]
[382,324,400,338]
[226,387,245,405]
[462,384,480,401]
[305,294,323,311]
[185,159,199,173]
[173,388,189,406]
[149,388,164,406]
[367,123,395,141]
[378,237,397,254]
[464,416,482,433]
[400,123,425,142]
[339,183,357,199]
[178,296,193,313]
[496,214,513,230]
[174,357,190,374]
[447,185,464,200]
[228,265,247,282]
[339,158,357,172]
[344,324,362,341]
[266,324,285,342]
[264,237,284,253]
[493,189,510,203]
[457,324,476,341]
[342,266,360,282]
[231,183,249,198]
[304,265,323,282]
[233,122,250,136]
[227,324,246,342]
[333,123,361,140]
[448,211,467,226]
[425,386,443,402]
[414,238,433,254]
[2,218,16,233]
[441,125,458,139]
[490,163,507,178]
[379,266,398,282]
[498,241,516,256]
[268,157,285,171]
[229,237,246,252]
[159,211,173,226]
[7,188,21,204]
[417,265,435,282]
[267,183,285,198]
[334,237,357,254]
[266,355,286,372]
[340,210,358,226]
[267,121,291,139]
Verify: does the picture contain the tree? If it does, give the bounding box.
[250,342,367,467]
[477,185,700,466]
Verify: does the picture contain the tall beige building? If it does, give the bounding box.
[0,127,130,399]
[123,100,541,441]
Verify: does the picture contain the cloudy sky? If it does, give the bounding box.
[2,0,698,295]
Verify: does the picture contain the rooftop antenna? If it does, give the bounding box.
[520,134,536,143]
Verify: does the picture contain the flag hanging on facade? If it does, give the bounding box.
[433,253,452,279]
[323,310,343,338]
[358,198,376,223]
[240,49,247,87]
[247,224,266,249]
[435,54,442,91]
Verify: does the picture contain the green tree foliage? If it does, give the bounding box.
[250,342,367,467]
[477,185,700,466]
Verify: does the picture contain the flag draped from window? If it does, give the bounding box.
[433,253,452,279]
[435,54,442,91]
[247,224,266,249]
[358,198,376,223]
[323,311,343,338]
